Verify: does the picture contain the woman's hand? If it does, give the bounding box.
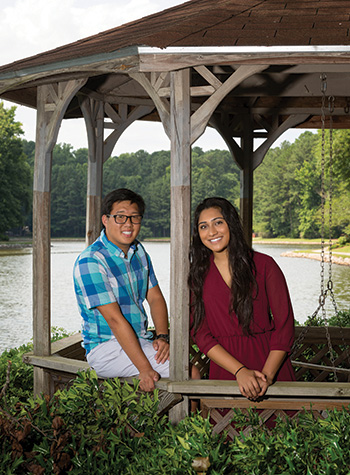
[235,368,267,400]
[254,373,274,398]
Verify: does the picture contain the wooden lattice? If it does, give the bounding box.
[292,326,350,382]
[200,398,349,440]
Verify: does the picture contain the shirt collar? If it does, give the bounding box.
[100,229,138,259]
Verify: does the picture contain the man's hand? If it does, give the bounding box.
[236,368,267,400]
[152,338,170,364]
[138,368,160,392]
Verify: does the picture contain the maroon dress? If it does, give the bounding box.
[192,251,296,381]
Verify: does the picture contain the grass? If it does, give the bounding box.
[332,244,350,254]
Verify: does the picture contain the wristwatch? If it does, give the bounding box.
[155,334,169,344]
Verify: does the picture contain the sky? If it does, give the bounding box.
[0,0,306,154]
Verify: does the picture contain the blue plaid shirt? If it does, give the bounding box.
[73,230,157,354]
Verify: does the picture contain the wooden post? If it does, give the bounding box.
[33,80,86,395]
[169,68,191,421]
[80,98,104,246]
[33,87,52,395]
[240,115,254,247]
[87,100,103,247]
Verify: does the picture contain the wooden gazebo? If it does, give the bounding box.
[1,0,350,429]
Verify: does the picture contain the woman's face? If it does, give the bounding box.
[197,207,230,255]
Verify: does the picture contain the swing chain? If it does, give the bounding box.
[319,75,326,310]
[291,75,339,378]
[320,81,338,379]
[328,97,335,297]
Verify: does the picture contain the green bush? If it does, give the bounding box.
[225,407,350,475]
[2,328,350,474]
[0,371,221,474]
[295,309,350,327]
[0,341,34,407]
[1,370,350,474]
[0,327,72,408]
[336,234,350,247]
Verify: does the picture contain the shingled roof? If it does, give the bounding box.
[1,0,350,75]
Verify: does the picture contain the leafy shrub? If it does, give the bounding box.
[0,371,221,474]
[0,327,72,408]
[336,234,350,247]
[0,341,34,406]
[225,407,350,475]
[2,330,350,474]
[301,309,350,328]
[1,370,350,474]
[295,309,350,327]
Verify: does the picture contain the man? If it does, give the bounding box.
[73,188,169,391]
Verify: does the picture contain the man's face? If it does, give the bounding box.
[102,200,142,254]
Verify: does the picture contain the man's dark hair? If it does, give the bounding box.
[101,189,145,228]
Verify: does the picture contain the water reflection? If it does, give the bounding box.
[0,240,349,353]
[0,248,32,352]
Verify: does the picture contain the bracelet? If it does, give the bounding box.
[234,365,246,377]
[155,334,169,344]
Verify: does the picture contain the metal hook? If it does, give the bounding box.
[320,73,327,93]
[328,96,335,114]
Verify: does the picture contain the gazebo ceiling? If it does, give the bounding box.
[1,0,350,131]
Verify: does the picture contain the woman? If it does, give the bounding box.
[189,197,295,401]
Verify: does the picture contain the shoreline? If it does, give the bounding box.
[0,243,32,249]
[1,238,349,267]
[281,251,350,267]
[253,240,321,245]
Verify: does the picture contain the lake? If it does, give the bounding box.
[0,240,349,353]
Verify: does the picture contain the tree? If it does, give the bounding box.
[51,144,87,237]
[253,142,297,237]
[332,129,350,188]
[191,149,240,213]
[254,133,320,238]
[0,102,32,239]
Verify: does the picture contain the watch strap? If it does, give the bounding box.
[155,334,169,343]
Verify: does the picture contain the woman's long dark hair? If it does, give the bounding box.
[188,197,257,336]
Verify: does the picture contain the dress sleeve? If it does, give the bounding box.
[190,305,220,356]
[264,256,295,353]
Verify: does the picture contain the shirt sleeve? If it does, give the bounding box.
[146,252,158,290]
[73,255,116,310]
[264,256,295,353]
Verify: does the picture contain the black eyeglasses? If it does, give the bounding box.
[107,214,143,224]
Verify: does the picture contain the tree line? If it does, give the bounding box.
[1,101,349,240]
